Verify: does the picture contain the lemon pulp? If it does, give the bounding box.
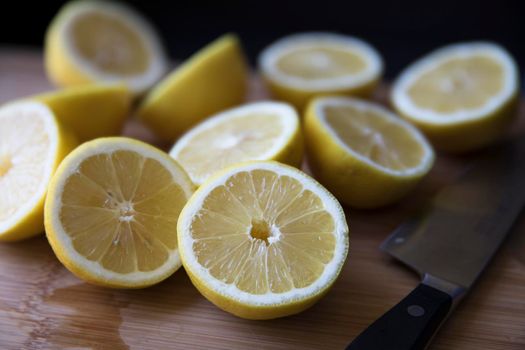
[407,55,504,113]
[322,104,426,171]
[0,110,52,222]
[69,11,149,75]
[189,169,336,294]
[176,113,283,182]
[59,150,187,273]
[276,46,367,80]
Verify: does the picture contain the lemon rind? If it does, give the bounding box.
[139,33,242,108]
[177,161,349,307]
[392,42,518,124]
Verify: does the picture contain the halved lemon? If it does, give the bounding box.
[304,96,434,208]
[391,42,519,152]
[35,84,132,142]
[45,0,168,95]
[44,137,194,288]
[177,161,349,319]
[169,101,303,186]
[137,34,249,141]
[258,32,383,110]
[0,101,77,242]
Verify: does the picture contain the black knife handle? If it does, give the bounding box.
[346,283,452,350]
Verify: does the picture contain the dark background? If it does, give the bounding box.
[1,0,523,81]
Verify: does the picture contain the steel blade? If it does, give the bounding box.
[381,137,525,289]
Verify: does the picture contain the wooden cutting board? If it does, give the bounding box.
[1,49,524,350]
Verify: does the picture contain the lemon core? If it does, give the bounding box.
[249,219,280,246]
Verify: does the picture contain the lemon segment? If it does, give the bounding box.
[170,102,303,186]
[392,42,519,152]
[44,137,194,288]
[258,33,383,110]
[45,0,168,95]
[177,161,349,319]
[0,101,77,242]
[305,96,434,208]
[35,84,132,142]
[137,34,249,141]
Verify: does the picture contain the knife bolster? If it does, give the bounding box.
[422,274,466,306]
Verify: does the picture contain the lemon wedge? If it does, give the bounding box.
[177,161,349,319]
[0,101,77,242]
[258,32,383,109]
[45,0,168,95]
[137,34,249,141]
[44,137,194,288]
[305,96,434,208]
[169,101,303,186]
[391,42,519,152]
[35,84,132,142]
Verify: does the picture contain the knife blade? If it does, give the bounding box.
[347,137,525,350]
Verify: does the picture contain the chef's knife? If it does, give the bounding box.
[347,137,525,350]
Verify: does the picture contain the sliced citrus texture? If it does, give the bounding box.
[45,0,168,95]
[0,101,77,242]
[35,84,132,142]
[44,137,194,288]
[258,32,383,110]
[391,42,519,152]
[304,96,434,208]
[169,101,303,186]
[136,34,249,141]
[177,161,349,319]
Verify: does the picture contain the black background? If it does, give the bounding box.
[1,0,523,81]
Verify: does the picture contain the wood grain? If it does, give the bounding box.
[1,49,524,350]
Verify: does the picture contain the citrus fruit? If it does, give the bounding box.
[391,42,519,152]
[0,101,77,242]
[177,161,349,319]
[169,101,303,186]
[137,34,249,141]
[45,0,168,95]
[44,137,194,288]
[258,32,383,110]
[35,84,132,142]
[304,96,434,208]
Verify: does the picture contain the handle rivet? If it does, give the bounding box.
[407,305,425,317]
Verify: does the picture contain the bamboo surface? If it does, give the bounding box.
[0,49,524,350]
